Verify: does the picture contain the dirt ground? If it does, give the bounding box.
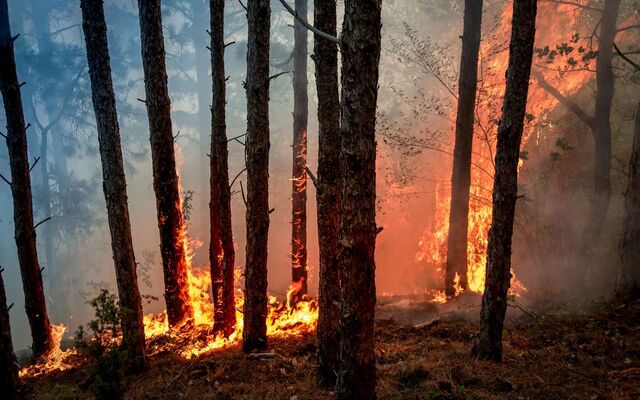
[22,295,640,400]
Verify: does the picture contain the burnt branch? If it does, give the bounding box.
[33,217,52,231]
[533,70,595,128]
[268,70,291,81]
[238,0,247,12]
[240,180,247,206]
[305,166,319,190]
[614,42,640,71]
[277,0,340,44]
[29,156,40,172]
[227,133,247,143]
[0,173,11,186]
[229,167,247,188]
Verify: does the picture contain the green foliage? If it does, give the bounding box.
[87,289,121,338]
[87,348,126,400]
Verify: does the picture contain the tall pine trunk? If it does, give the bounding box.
[617,98,640,297]
[445,0,483,297]
[0,269,20,400]
[580,0,620,257]
[0,0,53,358]
[243,0,270,353]
[335,0,382,398]
[209,0,236,337]
[137,0,193,326]
[81,0,148,372]
[290,0,309,303]
[472,0,537,362]
[314,0,341,386]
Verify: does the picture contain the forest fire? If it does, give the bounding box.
[416,1,601,299]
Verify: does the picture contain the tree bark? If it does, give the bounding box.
[243,0,270,353]
[617,98,640,298]
[335,1,382,398]
[137,0,193,326]
[0,269,21,400]
[445,0,483,297]
[290,0,309,304]
[0,0,54,358]
[209,0,236,337]
[313,0,341,386]
[81,0,148,372]
[471,0,537,362]
[579,0,620,255]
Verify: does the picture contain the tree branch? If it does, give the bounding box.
[277,0,340,44]
[533,70,595,128]
[229,167,247,188]
[613,42,640,71]
[29,156,40,172]
[269,70,291,81]
[239,180,247,206]
[34,216,52,230]
[305,166,319,190]
[0,173,11,186]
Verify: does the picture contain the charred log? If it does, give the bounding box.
[472,0,538,362]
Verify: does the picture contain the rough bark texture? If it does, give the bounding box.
[335,1,382,398]
[209,0,236,337]
[313,0,341,386]
[580,0,620,255]
[243,0,270,353]
[617,99,640,298]
[472,0,537,362]
[81,0,148,372]
[290,0,309,304]
[0,0,53,358]
[445,0,483,297]
[137,0,193,326]
[0,269,20,400]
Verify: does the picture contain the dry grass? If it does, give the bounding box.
[22,297,640,399]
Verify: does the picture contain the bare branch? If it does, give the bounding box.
[533,70,595,128]
[240,180,248,206]
[238,0,247,12]
[269,70,291,81]
[29,156,41,173]
[34,216,52,231]
[305,166,319,190]
[229,167,247,188]
[614,42,640,71]
[227,133,247,143]
[0,173,11,186]
[541,0,603,12]
[136,98,146,103]
[277,0,340,44]
[224,41,237,48]
[0,131,5,139]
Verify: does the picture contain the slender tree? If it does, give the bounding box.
[313,0,341,386]
[445,0,483,297]
[335,0,382,398]
[472,0,538,362]
[0,268,20,400]
[617,97,640,298]
[290,0,309,304]
[243,0,271,353]
[137,0,193,326]
[534,0,621,261]
[81,0,148,372]
[0,0,53,358]
[210,0,236,337]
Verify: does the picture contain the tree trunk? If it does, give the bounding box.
[0,269,21,400]
[0,0,53,358]
[471,0,537,362]
[313,0,341,386]
[137,0,193,326]
[580,0,620,255]
[209,0,236,337]
[81,0,148,372]
[335,1,382,398]
[617,99,640,298]
[290,0,309,304]
[445,0,483,297]
[243,0,270,353]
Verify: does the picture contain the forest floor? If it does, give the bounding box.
[22,294,640,400]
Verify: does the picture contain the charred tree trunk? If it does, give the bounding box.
[472,0,537,362]
[81,0,148,372]
[0,0,53,358]
[137,0,193,326]
[290,0,309,304]
[0,268,20,400]
[445,0,483,297]
[335,1,382,398]
[314,0,341,386]
[580,0,620,255]
[617,99,640,298]
[209,0,236,337]
[243,0,270,353]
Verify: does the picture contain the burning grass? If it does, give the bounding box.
[20,296,640,400]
